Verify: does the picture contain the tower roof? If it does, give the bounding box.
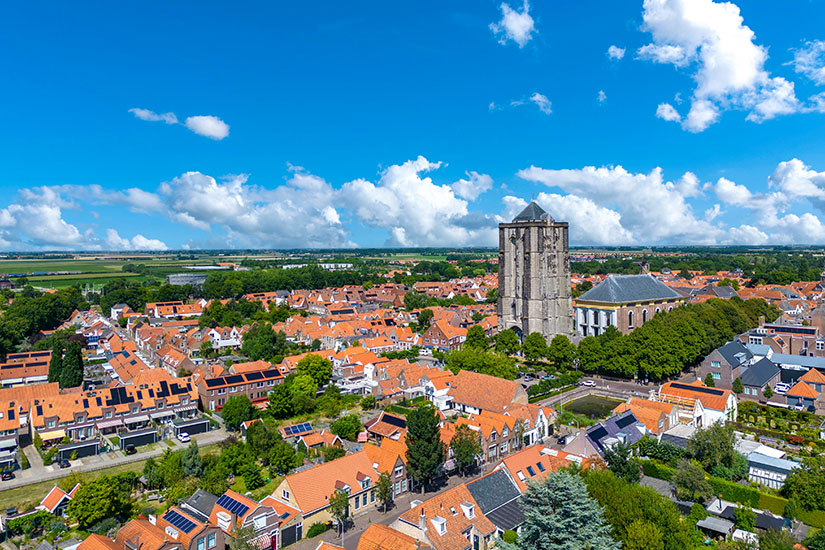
[513,201,550,222]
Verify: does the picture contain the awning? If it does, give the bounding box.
[96,418,124,429]
[39,429,66,441]
[250,534,271,550]
[150,410,175,420]
[125,415,150,424]
[0,437,17,450]
[175,404,197,412]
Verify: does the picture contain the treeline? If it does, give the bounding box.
[97,279,197,315]
[577,297,779,379]
[202,266,373,299]
[0,287,86,360]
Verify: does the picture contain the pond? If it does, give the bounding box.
[563,395,624,419]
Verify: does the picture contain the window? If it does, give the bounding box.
[712,372,721,380]
[526,466,536,477]
[282,489,290,501]
[354,496,360,510]
[370,490,375,502]
[394,466,404,477]
[711,361,721,369]
[490,432,496,442]
[207,534,216,549]
[818,341,824,351]
[402,479,407,492]
[362,494,368,507]
[642,310,648,324]
[628,311,634,328]
[395,481,401,495]
[253,515,266,530]
[197,538,205,550]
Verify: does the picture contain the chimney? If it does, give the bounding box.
[418,509,427,531]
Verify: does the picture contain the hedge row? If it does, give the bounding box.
[758,493,788,516]
[798,509,825,529]
[641,460,674,481]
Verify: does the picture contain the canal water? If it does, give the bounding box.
[563,395,623,419]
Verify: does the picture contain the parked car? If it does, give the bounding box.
[580,379,596,387]
[774,382,791,394]
[5,507,17,517]
[124,444,137,455]
[1,471,14,481]
[177,432,191,443]
[58,459,71,469]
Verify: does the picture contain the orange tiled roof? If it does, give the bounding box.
[357,524,428,550]
[77,534,120,550]
[448,370,523,413]
[39,485,70,513]
[788,380,819,399]
[800,368,825,384]
[659,379,732,411]
[495,446,579,493]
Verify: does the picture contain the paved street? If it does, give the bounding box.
[0,427,229,491]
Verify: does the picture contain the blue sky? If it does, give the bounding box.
[3,0,825,250]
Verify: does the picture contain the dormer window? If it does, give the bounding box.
[460,502,475,519]
[431,516,447,535]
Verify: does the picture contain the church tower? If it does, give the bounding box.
[497,202,574,340]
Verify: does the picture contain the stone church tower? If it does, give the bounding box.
[497,202,574,340]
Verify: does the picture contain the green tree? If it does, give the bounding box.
[546,335,577,370]
[704,372,715,387]
[269,442,297,475]
[494,329,520,355]
[672,459,713,502]
[808,530,825,550]
[450,424,481,476]
[522,332,547,363]
[246,421,279,462]
[199,340,214,359]
[760,529,799,550]
[464,324,488,350]
[679,268,692,280]
[688,423,737,472]
[376,471,393,513]
[405,405,445,492]
[417,309,434,329]
[182,441,202,477]
[222,394,256,431]
[360,395,376,410]
[328,489,350,544]
[291,374,318,397]
[323,446,346,462]
[764,385,774,399]
[67,476,131,529]
[782,456,825,511]
[266,384,294,419]
[603,441,641,484]
[732,377,744,394]
[734,506,756,531]
[48,341,63,383]
[330,414,362,441]
[242,465,264,490]
[500,471,619,550]
[296,354,333,386]
[60,341,84,389]
[624,520,664,550]
[444,349,517,379]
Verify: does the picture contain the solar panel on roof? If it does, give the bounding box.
[216,494,250,517]
[245,371,263,381]
[205,378,224,388]
[670,382,724,396]
[588,426,608,441]
[163,510,197,533]
[615,414,637,429]
[225,375,244,385]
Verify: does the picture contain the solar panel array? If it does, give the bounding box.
[283,422,313,436]
[163,510,197,533]
[216,494,250,517]
[670,382,724,396]
[615,414,638,429]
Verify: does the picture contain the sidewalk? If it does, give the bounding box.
[2,428,228,491]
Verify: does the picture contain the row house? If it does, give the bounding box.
[360,335,396,354]
[197,368,285,411]
[208,327,243,351]
[146,300,205,318]
[0,382,61,469]
[740,322,825,358]
[422,320,467,351]
[243,291,289,309]
[0,351,51,387]
[30,370,199,445]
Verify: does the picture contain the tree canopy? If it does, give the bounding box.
[405,405,445,491]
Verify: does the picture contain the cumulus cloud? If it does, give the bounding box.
[792,40,825,85]
[490,1,535,48]
[517,164,723,244]
[638,0,804,131]
[607,45,626,60]
[105,229,168,251]
[598,90,607,103]
[184,115,230,140]
[656,102,682,122]
[128,108,178,124]
[529,93,552,114]
[129,108,230,140]
[452,171,493,200]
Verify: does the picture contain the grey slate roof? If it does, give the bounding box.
[746,452,801,475]
[719,506,785,531]
[483,498,525,531]
[585,410,645,455]
[717,340,753,368]
[738,358,779,388]
[769,354,825,369]
[183,489,219,521]
[659,433,689,449]
[512,202,550,222]
[578,274,682,303]
[697,516,734,534]
[466,469,521,514]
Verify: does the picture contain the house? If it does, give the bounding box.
[299,430,343,451]
[38,484,80,515]
[197,368,285,411]
[364,411,407,442]
[737,358,781,400]
[422,320,467,351]
[746,452,800,489]
[393,483,496,550]
[365,439,412,498]
[612,398,678,435]
[447,370,528,414]
[207,490,295,550]
[575,274,687,336]
[0,350,52,387]
[357,524,429,550]
[493,445,580,494]
[93,507,226,550]
[658,380,737,426]
[583,410,646,456]
[271,450,382,524]
[208,327,242,351]
[465,469,524,537]
[698,340,755,390]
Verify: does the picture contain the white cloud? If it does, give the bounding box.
[607,45,626,60]
[792,40,825,85]
[656,102,682,122]
[517,164,722,244]
[726,224,768,245]
[452,171,493,200]
[490,1,535,48]
[638,0,802,131]
[340,156,493,247]
[768,158,825,201]
[184,116,230,140]
[598,90,607,103]
[128,108,178,124]
[529,92,552,114]
[104,229,168,251]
